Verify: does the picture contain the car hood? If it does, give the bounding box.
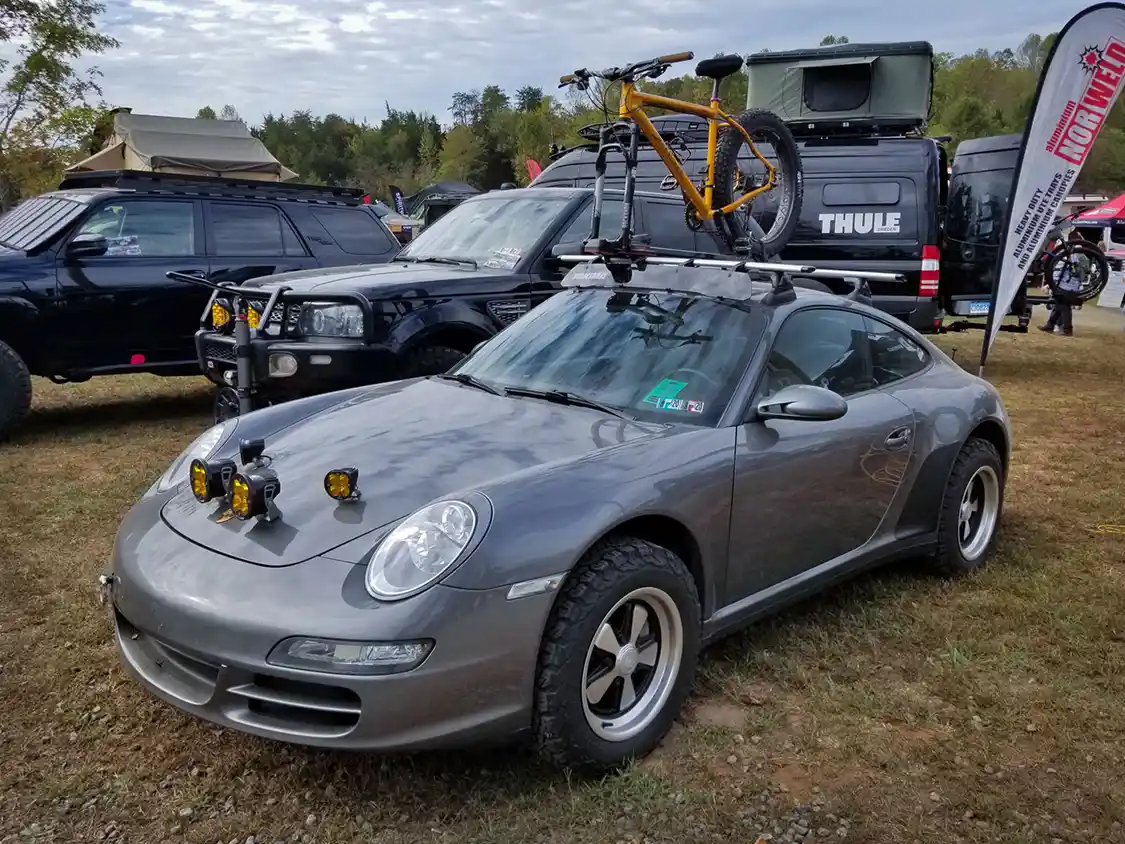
[242,260,505,295]
[160,378,663,567]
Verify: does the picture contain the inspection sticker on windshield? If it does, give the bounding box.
[655,397,705,413]
[642,378,687,406]
[482,246,522,269]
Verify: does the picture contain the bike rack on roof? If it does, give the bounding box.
[553,250,904,306]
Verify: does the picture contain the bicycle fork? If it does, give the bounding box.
[588,122,642,253]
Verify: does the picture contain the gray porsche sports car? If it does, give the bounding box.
[103,258,1011,774]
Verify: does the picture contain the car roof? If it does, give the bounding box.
[465,185,677,204]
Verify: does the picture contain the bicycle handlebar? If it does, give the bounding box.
[558,51,696,88]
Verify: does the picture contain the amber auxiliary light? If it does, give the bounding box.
[189,457,237,503]
[229,438,282,521]
[325,467,361,501]
[210,298,233,332]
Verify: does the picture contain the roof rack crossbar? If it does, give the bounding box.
[57,169,365,206]
[553,253,905,283]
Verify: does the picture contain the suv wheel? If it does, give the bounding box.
[533,537,701,774]
[0,340,32,441]
[400,345,468,379]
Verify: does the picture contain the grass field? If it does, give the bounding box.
[2,314,1124,844]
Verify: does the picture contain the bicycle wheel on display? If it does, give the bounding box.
[712,109,803,257]
[1045,243,1110,303]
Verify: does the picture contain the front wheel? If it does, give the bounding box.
[1045,243,1109,303]
[712,109,803,258]
[533,537,701,774]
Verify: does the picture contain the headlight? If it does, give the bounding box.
[365,500,478,601]
[298,303,364,338]
[151,419,237,494]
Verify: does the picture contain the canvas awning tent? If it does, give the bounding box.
[66,112,299,182]
[1077,192,1125,223]
[404,180,480,226]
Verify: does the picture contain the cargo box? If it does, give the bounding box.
[746,41,934,136]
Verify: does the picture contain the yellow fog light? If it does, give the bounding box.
[189,457,237,503]
[211,299,232,331]
[324,467,361,501]
[247,305,262,330]
[230,470,282,521]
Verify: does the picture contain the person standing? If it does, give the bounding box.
[1039,230,1089,337]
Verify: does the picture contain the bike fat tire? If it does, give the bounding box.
[712,109,803,258]
[1045,243,1110,303]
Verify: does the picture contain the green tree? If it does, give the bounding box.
[437,124,485,184]
[196,106,217,120]
[0,0,119,207]
[819,35,850,46]
[515,86,545,112]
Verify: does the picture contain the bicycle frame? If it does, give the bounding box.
[585,76,777,255]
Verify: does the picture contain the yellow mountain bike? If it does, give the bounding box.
[559,51,803,258]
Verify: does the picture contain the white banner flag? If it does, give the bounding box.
[982,2,1125,367]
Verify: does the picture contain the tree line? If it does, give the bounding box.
[2,4,1124,211]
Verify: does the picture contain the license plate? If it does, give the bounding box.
[968,300,991,316]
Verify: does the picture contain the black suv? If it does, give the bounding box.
[0,170,401,439]
[196,185,726,419]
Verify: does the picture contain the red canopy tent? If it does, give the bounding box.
[1077,193,1125,223]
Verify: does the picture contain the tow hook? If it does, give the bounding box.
[98,574,116,606]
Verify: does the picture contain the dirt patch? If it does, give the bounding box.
[690,701,749,730]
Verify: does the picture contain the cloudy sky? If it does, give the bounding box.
[91,0,1097,126]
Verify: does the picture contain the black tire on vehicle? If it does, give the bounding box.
[1044,243,1110,303]
[0,339,32,441]
[533,536,701,774]
[213,386,242,424]
[929,437,1005,577]
[712,109,804,258]
[400,344,468,379]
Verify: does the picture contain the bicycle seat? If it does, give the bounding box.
[695,54,744,80]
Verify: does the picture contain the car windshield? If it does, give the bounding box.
[452,287,767,426]
[395,194,571,269]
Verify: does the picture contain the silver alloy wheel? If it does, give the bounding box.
[958,465,1001,561]
[582,586,683,742]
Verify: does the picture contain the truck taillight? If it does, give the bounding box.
[920,245,940,296]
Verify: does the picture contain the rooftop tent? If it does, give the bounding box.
[404,180,480,226]
[746,41,934,134]
[66,111,300,182]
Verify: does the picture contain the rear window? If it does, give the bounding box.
[0,196,87,251]
[944,170,1012,247]
[822,182,901,206]
[312,206,396,255]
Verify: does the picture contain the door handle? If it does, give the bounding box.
[884,426,912,450]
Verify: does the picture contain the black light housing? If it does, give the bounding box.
[189,457,237,503]
[324,467,361,501]
[211,297,234,333]
[230,469,282,521]
[239,437,266,466]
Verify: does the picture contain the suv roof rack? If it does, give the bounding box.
[554,248,897,305]
[56,170,366,206]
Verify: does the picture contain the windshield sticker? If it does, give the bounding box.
[642,378,687,406]
[687,400,705,413]
[482,246,522,269]
[654,397,705,413]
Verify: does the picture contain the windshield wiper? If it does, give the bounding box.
[397,255,478,269]
[437,372,502,395]
[503,387,632,420]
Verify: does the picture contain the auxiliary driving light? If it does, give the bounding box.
[239,437,267,466]
[247,303,262,330]
[189,457,237,503]
[324,467,361,501]
[211,298,233,332]
[230,470,282,521]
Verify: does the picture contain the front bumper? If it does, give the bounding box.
[106,495,556,751]
[196,330,400,396]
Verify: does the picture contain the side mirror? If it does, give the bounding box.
[67,232,109,259]
[755,384,847,422]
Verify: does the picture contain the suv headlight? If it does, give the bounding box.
[365,500,478,601]
[150,419,238,495]
[298,303,365,338]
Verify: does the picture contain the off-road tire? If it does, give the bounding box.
[1044,243,1110,303]
[400,344,468,379]
[712,108,803,257]
[533,536,701,775]
[929,437,1005,577]
[0,340,32,441]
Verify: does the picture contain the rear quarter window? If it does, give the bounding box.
[311,206,396,255]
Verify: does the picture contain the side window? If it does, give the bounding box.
[864,316,929,386]
[557,198,627,244]
[75,200,195,257]
[643,201,698,253]
[311,206,395,255]
[209,202,306,257]
[760,308,873,400]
